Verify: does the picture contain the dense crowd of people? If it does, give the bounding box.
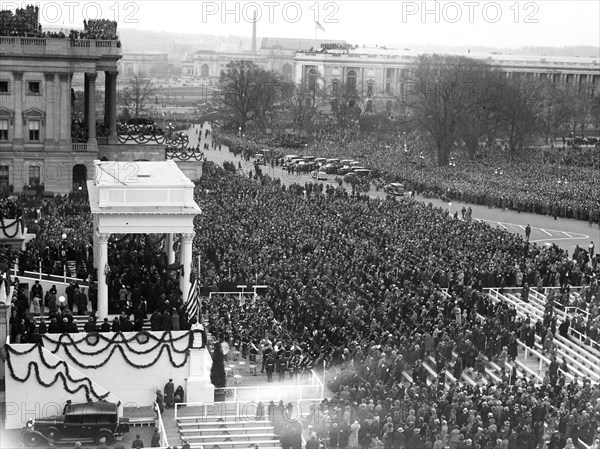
[213,130,600,224]
[1,6,119,42]
[3,124,600,448]
[192,161,600,448]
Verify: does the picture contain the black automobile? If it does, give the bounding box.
[22,401,129,446]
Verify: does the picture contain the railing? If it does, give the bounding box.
[154,401,169,448]
[9,268,89,286]
[0,36,121,55]
[95,40,114,48]
[490,287,600,352]
[174,397,323,422]
[209,291,257,305]
[486,289,590,383]
[20,37,46,46]
[220,370,324,403]
[72,142,88,152]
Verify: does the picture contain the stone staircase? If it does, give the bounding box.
[176,405,281,449]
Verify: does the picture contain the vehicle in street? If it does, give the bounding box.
[352,168,372,177]
[337,165,353,175]
[283,155,300,164]
[384,183,405,196]
[22,402,129,447]
[312,171,328,180]
[255,153,265,164]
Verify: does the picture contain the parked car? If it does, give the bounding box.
[337,165,353,175]
[312,171,328,180]
[384,183,405,196]
[22,402,129,447]
[352,168,372,177]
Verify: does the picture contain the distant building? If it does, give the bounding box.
[0,9,171,195]
[182,37,348,80]
[294,47,600,116]
[118,52,169,77]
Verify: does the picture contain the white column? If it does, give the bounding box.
[105,70,118,144]
[97,232,110,319]
[166,233,175,265]
[59,73,71,146]
[92,215,99,268]
[44,73,56,143]
[86,72,98,152]
[179,232,194,301]
[12,72,23,144]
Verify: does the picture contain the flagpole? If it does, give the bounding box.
[197,254,201,321]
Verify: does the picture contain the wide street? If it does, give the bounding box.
[185,125,597,255]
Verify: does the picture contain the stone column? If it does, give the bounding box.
[179,232,194,301]
[166,233,175,265]
[86,72,97,151]
[44,73,57,144]
[12,72,23,146]
[105,71,118,144]
[84,73,90,126]
[97,232,110,319]
[186,348,215,403]
[92,216,99,268]
[59,73,71,146]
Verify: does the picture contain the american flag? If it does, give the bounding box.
[185,274,200,323]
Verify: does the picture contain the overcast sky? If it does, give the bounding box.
[29,0,600,48]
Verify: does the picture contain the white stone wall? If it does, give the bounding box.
[4,331,193,429]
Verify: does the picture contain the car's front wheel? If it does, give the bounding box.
[96,430,114,445]
[42,426,59,440]
[23,432,46,447]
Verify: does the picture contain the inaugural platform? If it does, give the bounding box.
[87,160,202,319]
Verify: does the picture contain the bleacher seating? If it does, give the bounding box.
[487,288,599,384]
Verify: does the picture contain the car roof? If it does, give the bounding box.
[389,182,404,186]
[66,402,118,415]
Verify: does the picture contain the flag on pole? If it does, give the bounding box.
[186,273,200,323]
[315,21,325,32]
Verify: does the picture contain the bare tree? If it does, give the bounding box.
[569,84,599,135]
[457,69,503,159]
[496,76,543,156]
[321,80,363,129]
[403,54,490,166]
[281,81,318,135]
[536,80,574,143]
[216,60,284,132]
[121,74,155,119]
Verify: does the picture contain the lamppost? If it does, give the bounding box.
[238,127,242,138]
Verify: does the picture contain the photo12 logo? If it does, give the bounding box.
[0,1,140,25]
[401,1,540,24]
[201,1,340,24]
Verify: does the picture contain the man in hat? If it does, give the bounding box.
[151,428,161,447]
[164,378,175,408]
[132,434,145,448]
[31,280,43,304]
